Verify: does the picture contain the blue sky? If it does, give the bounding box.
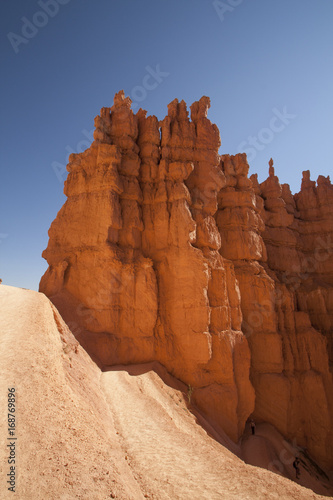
[1,0,333,291]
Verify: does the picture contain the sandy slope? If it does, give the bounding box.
[0,285,331,499]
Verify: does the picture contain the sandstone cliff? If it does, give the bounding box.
[40,91,333,469]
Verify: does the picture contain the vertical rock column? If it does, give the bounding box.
[243,163,333,468]
[139,97,254,441]
[216,155,280,378]
[41,92,158,366]
[143,98,214,381]
[295,171,333,363]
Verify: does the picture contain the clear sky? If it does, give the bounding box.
[1,0,333,291]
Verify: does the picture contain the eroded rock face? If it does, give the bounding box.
[218,159,333,468]
[255,165,333,468]
[40,92,333,468]
[41,91,254,443]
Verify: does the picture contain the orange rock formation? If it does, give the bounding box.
[40,91,333,469]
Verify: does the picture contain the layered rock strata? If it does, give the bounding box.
[40,92,333,468]
[217,157,333,467]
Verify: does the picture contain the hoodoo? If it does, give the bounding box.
[40,91,333,469]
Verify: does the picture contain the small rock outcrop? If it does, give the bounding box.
[40,92,333,468]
